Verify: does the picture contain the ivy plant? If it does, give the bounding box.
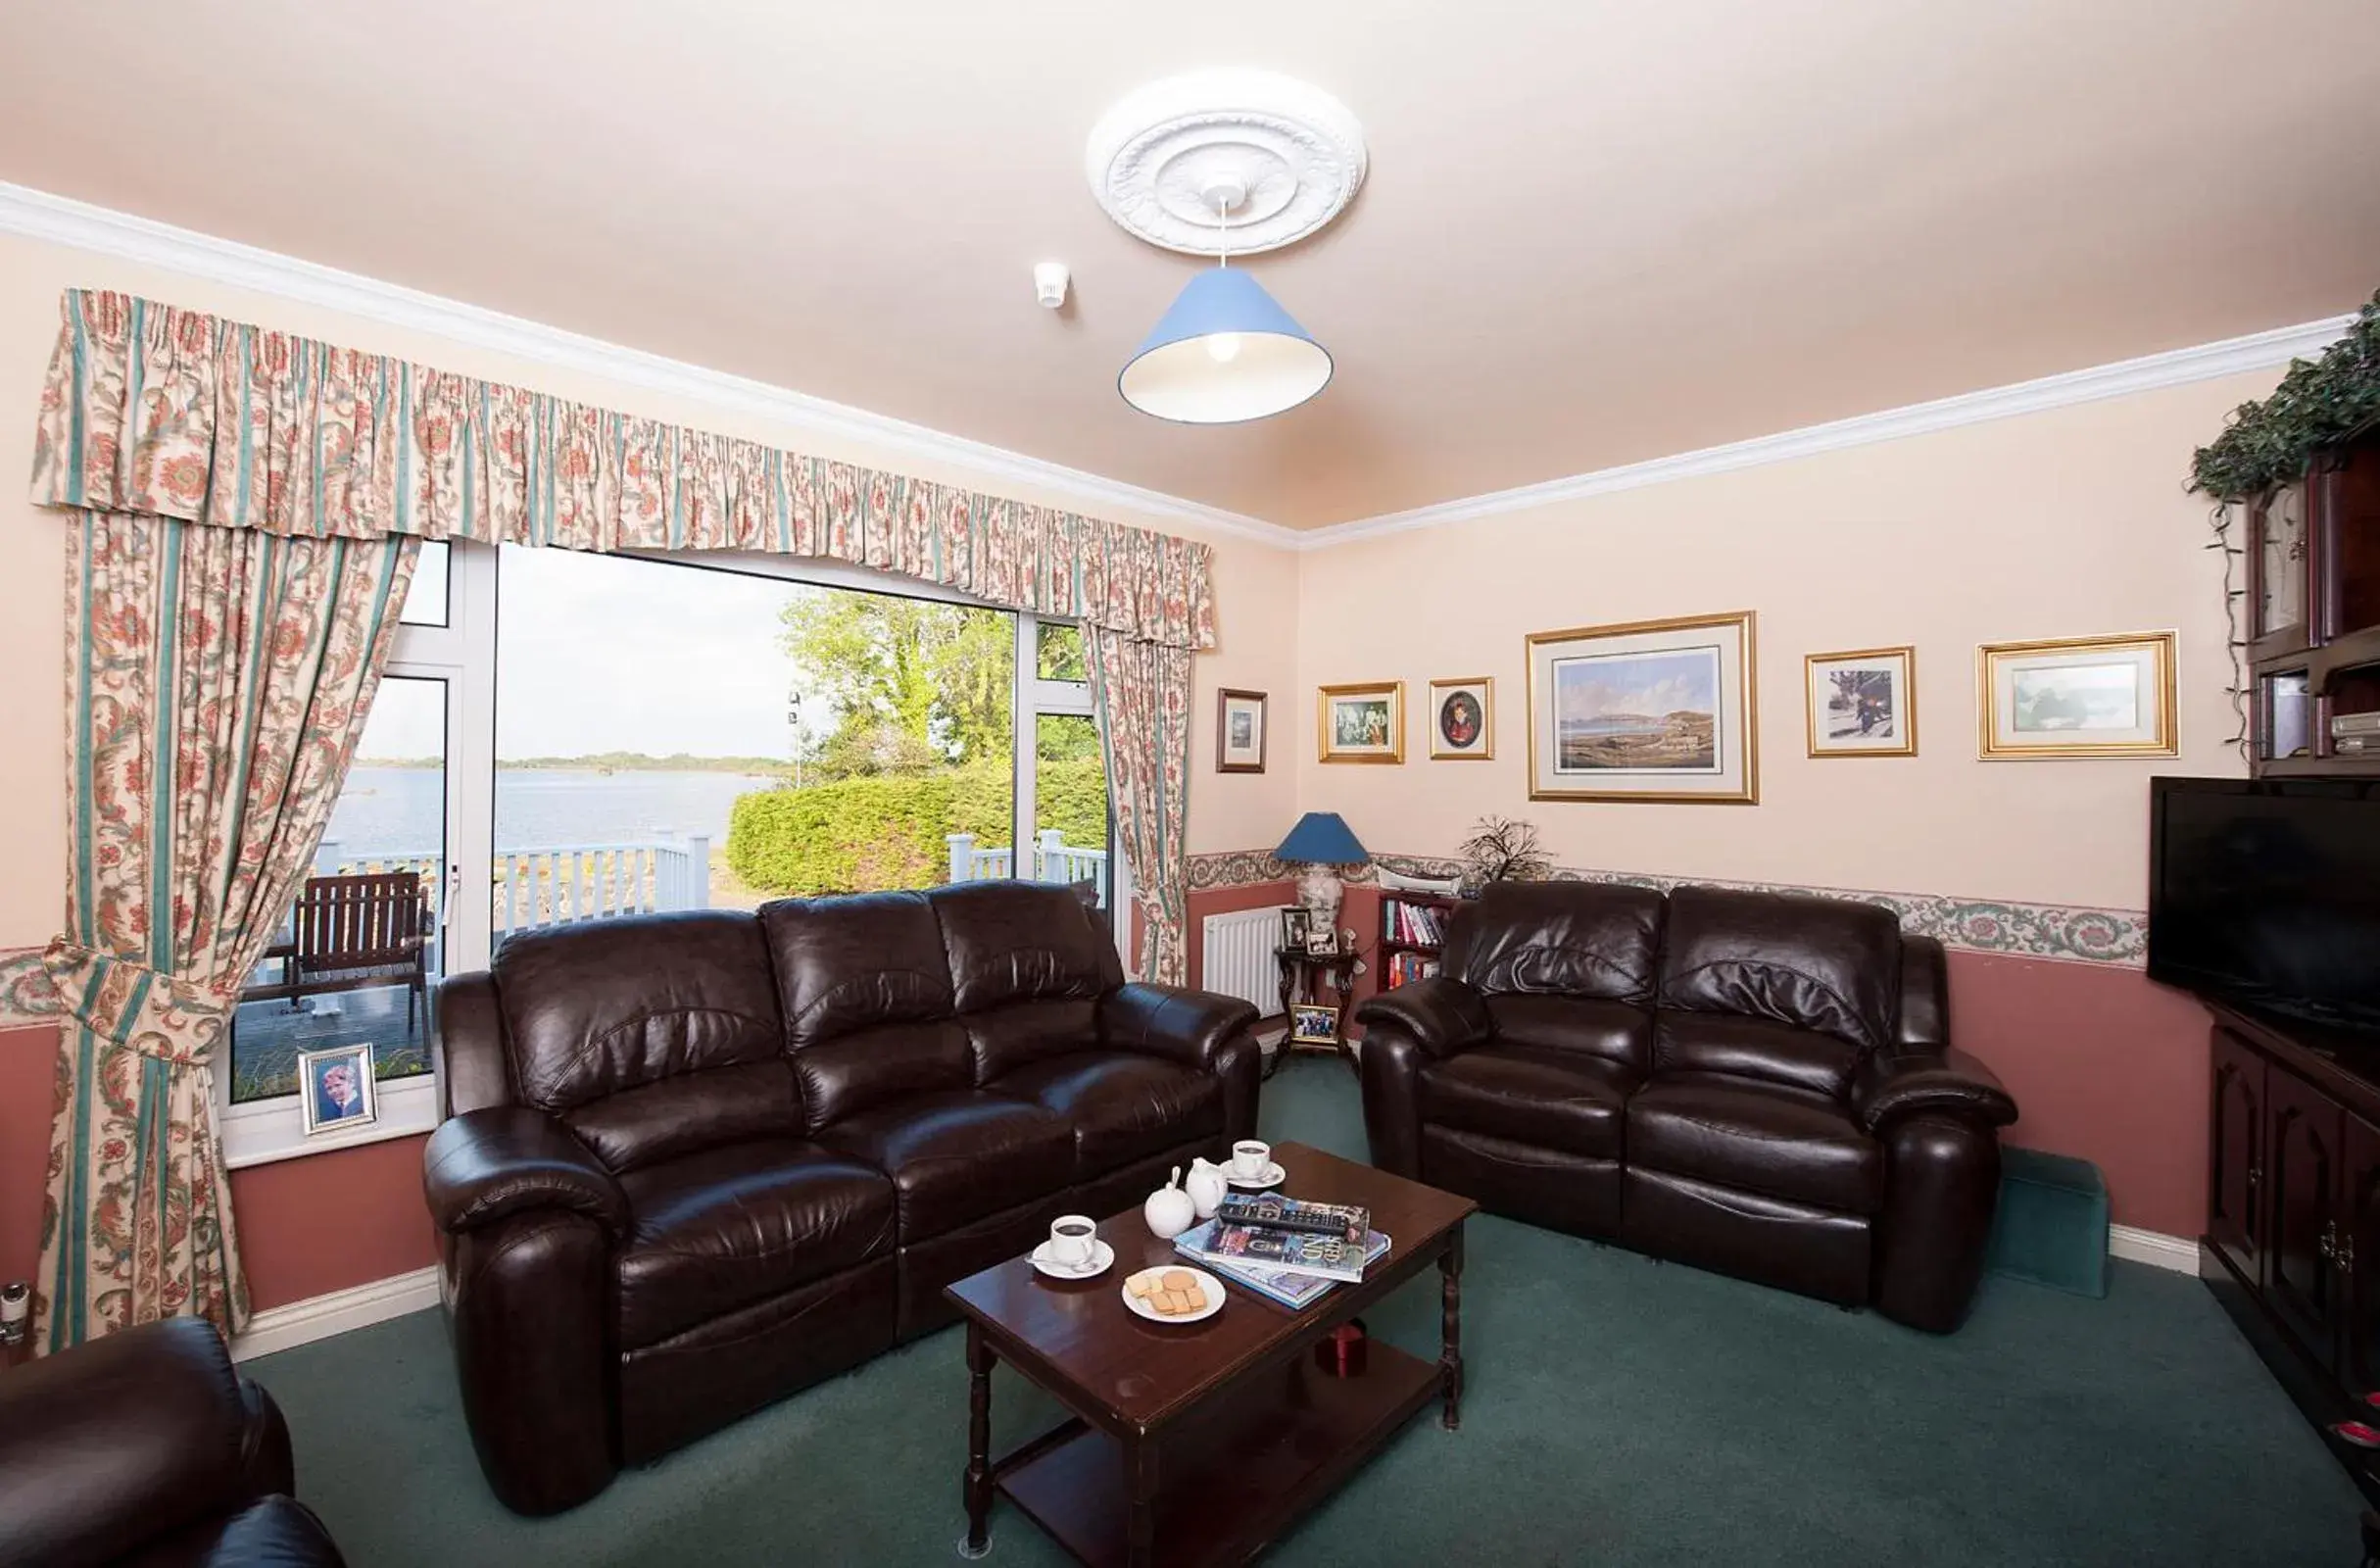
[2191,288,2380,500]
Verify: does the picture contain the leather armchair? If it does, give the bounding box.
[425,883,1258,1513]
[0,1317,345,1568]
[1356,881,2018,1333]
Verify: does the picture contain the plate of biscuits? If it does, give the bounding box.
[1121,1265,1225,1325]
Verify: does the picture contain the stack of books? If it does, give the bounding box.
[1381,897,1447,947]
[1173,1193,1392,1310]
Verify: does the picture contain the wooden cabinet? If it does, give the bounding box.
[2247,423,2380,777]
[2208,1027,2266,1284]
[2266,1068,2346,1369]
[2341,1118,2380,1402]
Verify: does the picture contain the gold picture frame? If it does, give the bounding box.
[1525,612,1757,803]
[1805,646,1917,759]
[1318,681,1405,764]
[1428,677,1495,760]
[1976,631,2177,760]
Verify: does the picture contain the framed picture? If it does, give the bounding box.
[297,1043,377,1136]
[1977,631,2177,760]
[1805,646,1917,758]
[1524,612,1757,803]
[1429,677,1494,760]
[1281,906,1312,951]
[1305,924,1340,956]
[1216,688,1268,773]
[1288,1003,1340,1043]
[1318,681,1404,764]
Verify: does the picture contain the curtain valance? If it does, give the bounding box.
[31,290,1216,649]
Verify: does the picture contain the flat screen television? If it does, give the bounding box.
[2148,776,2380,1032]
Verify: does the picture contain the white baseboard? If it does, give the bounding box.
[2109,1224,2198,1275]
[229,1265,441,1362]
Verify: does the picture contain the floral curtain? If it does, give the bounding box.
[1085,629,1194,985]
[34,511,417,1350]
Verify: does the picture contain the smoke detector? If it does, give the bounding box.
[1086,69,1367,257]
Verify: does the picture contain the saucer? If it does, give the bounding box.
[1030,1238,1114,1280]
[1225,1160,1287,1190]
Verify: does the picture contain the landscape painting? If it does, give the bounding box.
[1979,632,2175,760]
[1552,648,1720,771]
[1527,612,1757,803]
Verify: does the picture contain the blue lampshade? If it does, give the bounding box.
[1275,811,1368,866]
[1118,267,1334,424]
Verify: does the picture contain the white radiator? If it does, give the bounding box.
[1200,906,1287,1018]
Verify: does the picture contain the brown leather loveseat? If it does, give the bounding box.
[1356,882,2016,1333]
[0,1316,347,1567]
[422,881,1259,1514]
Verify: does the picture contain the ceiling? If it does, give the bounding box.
[2,1,2376,529]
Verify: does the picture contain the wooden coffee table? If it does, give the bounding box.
[945,1143,1477,1567]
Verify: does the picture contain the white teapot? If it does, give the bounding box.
[1142,1166,1196,1239]
[1185,1157,1229,1220]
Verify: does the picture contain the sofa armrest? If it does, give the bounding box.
[1098,983,1259,1073]
[0,1316,279,1567]
[423,1107,628,1239]
[1852,1047,2017,1135]
[1352,976,1492,1059]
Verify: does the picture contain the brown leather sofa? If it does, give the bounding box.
[0,1316,346,1567]
[1356,881,2017,1333]
[422,880,1260,1514]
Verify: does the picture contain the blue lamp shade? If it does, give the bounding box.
[1118,268,1334,424]
[1275,811,1368,866]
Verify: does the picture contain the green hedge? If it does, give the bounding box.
[727,759,1107,896]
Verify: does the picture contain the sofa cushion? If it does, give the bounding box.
[930,882,1121,1079]
[991,1051,1223,1176]
[1653,1011,1865,1102]
[1482,994,1653,1074]
[816,1090,1076,1239]
[129,1494,348,1568]
[761,894,972,1131]
[1656,886,1901,1053]
[614,1140,897,1349]
[1627,1074,1883,1214]
[1419,1046,1634,1159]
[1448,881,1665,1006]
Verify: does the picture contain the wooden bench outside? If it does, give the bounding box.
[243,870,432,1031]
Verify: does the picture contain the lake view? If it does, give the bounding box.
[327,766,781,858]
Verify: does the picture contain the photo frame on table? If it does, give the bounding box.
[1977,631,2176,760]
[1318,682,1404,764]
[1216,688,1268,773]
[297,1043,377,1136]
[1428,677,1494,760]
[1288,1004,1340,1043]
[1805,646,1917,758]
[1524,612,1757,803]
[1281,906,1313,951]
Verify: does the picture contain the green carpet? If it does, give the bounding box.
[250,1057,2363,1565]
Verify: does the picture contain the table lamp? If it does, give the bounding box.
[1275,811,1369,936]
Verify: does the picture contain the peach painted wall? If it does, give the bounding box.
[0,226,1303,1310]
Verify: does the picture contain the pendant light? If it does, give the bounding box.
[1118,177,1334,424]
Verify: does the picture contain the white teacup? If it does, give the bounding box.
[1046,1214,1097,1269]
[1231,1140,1272,1180]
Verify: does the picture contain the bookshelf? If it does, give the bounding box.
[1378,891,1463,990]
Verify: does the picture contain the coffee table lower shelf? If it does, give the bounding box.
[995,1340,1442,1568]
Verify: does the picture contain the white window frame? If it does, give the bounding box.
[223,544,1129,1165]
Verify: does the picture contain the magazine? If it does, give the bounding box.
[1175,1218,1391,1286]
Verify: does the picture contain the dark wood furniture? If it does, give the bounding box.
[2200,999,2380,1507]
[2243,420,2380,777]
[1271,946,1360,1076]
[945,1142,1477,1568]
[242,871,432,1027]
[1376,891,1460,994]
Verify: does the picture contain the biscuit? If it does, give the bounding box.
[1162,1269,1194,1292]
[1127,1273,1157,1298]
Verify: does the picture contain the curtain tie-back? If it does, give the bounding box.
[40,941,230,1062]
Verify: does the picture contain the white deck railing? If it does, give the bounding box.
[311,834,712,949]
[946,830,1109,903]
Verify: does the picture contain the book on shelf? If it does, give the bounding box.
[1214,1192,1369,1243]
[1383,951,1442,990]
[1175,1218,1392,1298]
[1380,896,1447,950]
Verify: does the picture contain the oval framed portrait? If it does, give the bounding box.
[1428,677,1494,760]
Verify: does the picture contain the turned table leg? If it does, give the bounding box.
[1439,1226,1466,1431]
[961,1324,995,1557]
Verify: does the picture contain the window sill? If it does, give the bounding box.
[220,1073,440,1170]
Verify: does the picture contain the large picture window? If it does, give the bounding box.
[218,541,1115,1165]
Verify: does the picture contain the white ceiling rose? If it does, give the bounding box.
[1086,69,1368,256]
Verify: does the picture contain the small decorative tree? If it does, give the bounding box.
[1458,815,1550,895]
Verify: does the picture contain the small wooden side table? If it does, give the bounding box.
[1272,945,1361,1077]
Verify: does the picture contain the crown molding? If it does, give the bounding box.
[1292,314,2356,550]
[0,182,2351,558]
[0,180,1302,551]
